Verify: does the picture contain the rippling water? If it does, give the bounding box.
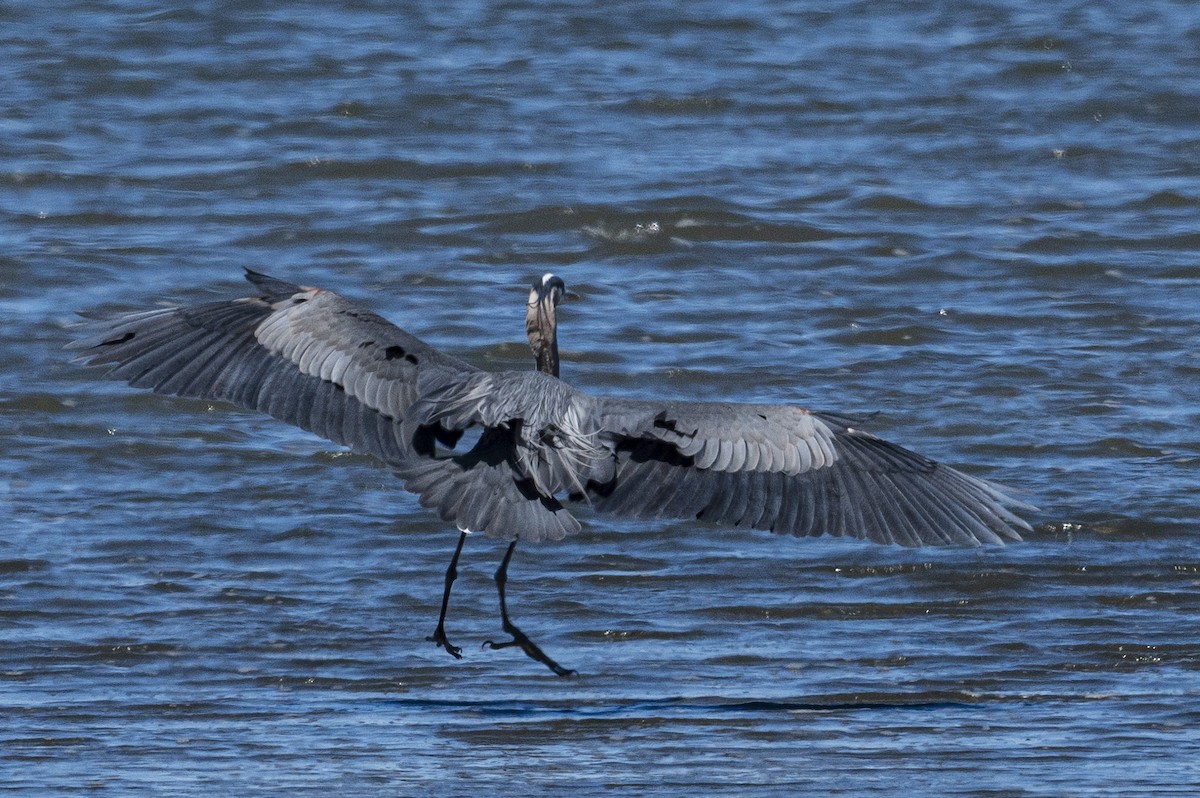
[4,1,1200,795]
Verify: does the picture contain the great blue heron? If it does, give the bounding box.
[70,270,1034,676]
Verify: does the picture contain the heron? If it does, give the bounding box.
[70,270,1034,676]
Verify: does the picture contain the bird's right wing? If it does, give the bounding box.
[589,398,1034,547]
[68,270,478,467]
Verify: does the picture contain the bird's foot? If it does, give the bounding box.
[483,622,575,677]
[427,625,462,660]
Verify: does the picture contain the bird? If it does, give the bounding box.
[70,270,1034,676]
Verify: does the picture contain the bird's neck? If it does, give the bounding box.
[526,297,560,378]
[535,338,559,377]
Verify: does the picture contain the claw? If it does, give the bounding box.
[484,629,575,677]
[428,626,463,660]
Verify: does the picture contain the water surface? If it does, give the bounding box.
[3,1,1200,795]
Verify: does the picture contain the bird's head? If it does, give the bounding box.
[531,273,570,308]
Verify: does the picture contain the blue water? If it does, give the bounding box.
[4,1,1200,795]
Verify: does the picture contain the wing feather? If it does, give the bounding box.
[69,270,477,470]
[591,397,1032,547]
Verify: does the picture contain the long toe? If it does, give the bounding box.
[482,637,516,651]
[485,627,575,676]
[428,629,463,659]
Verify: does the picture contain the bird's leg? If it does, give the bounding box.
[426,531,467,659]
[483,538,575,677]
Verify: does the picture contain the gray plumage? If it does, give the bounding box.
[69,269,1034,548]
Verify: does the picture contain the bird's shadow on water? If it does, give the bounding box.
[378,688,1114,749]
[381,691,1051,720]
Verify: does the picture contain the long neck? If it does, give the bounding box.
[536,336,559,377]
[526,289,559,377]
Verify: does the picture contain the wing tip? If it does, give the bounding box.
[244,268,303,299]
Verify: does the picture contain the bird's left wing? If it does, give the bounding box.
[68,270,478,467]
[588,398,1034,547]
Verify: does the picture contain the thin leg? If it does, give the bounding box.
[426,531,467,659]
[483,539,575,677]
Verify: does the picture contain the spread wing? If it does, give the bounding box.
[70,277,596,543]
[589,399,1034,546]
[70,270,1034,548]
[68,269,477,468]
